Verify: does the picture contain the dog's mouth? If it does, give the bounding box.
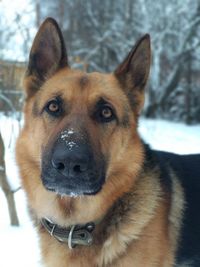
[41,170,106,196]
[44,182,103,196]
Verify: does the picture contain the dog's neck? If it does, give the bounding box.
[94,168,162,266]
[38,164,162,265]
[41,217,96,249]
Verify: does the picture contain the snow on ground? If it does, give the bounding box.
[0,189,41,267]
[0,115,41,267]
[0,115,200,267]
[139,118,200,154]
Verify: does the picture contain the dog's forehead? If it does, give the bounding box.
[41,68,126,103]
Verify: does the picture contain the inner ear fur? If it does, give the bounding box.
[115,34,151,114]
[25,17,68,98]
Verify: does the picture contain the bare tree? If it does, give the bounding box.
[136,0,200,122]
[35,0,41,28]
[0,131,19,226]
[1,0,200,123]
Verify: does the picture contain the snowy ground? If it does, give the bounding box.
[0,115,41,267]
[0,190,40,267]
[139,118,200,154]
[0,115,200,267]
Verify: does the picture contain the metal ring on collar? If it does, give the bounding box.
[68,225,76,249]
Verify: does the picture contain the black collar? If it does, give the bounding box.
[41,218,95,249]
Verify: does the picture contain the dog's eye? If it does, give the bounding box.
[45,99,62,117]
[97,105,115,123]
[48,101,59,112]
[101,107,113,119]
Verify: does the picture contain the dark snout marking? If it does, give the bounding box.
[41,126,106,196]
[79,75,89,90]
[48,128,89,180]
[51,139,91,179]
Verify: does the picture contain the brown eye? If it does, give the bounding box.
[45,99,63,117]
[48,102,59,112]
[96,105,115,123]
[101,107,113,119]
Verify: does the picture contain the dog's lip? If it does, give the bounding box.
[44,183,103,196]
[41,175,105,196]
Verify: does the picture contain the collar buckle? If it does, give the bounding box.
[41,218,95,249]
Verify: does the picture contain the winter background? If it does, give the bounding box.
[0,0,200,267]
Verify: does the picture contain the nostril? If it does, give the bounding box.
[73,163,87,174]
[56,162,65,170]
[73,164,82,173]
[51,156,88,176]
[52,160,65,171]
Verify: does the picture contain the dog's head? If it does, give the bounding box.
[17,18,150,221]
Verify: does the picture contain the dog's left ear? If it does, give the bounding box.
[115,34,151,114]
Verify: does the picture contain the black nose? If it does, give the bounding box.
[51,142,91,178]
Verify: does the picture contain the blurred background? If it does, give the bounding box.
[1,0,200,122]
[0,1,200,266]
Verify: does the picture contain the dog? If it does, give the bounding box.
[16,17,200,267]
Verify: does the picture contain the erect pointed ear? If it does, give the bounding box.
[24,17,68,98]
[115,34,151,114]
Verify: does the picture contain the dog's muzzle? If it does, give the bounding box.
[41,133,106,196]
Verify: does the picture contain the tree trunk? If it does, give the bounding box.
[35,0,41,28]
[0,132,19,226]
[185,53,192,124]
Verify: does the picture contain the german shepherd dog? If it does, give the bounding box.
[16,18,200,267]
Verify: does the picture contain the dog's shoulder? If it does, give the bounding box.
[145,145,200,265]
[172,153,200,265]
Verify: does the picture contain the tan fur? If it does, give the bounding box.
[36,171,174,267]
[17,69,144,226]
[168,171,185,257]
[16,18,183,267]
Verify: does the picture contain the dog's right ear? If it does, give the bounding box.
[24,17,68,98]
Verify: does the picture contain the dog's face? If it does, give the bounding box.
[17,18,150,215]
[34,71,131,196]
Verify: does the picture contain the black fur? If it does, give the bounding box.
[149,148,200,265]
